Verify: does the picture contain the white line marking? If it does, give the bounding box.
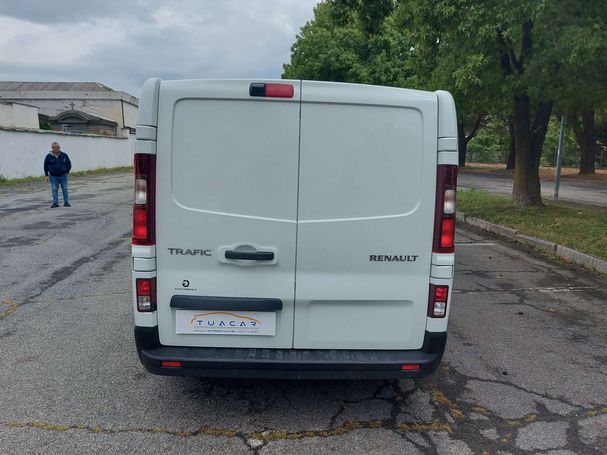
[455,242,495,246]
[453,285,598,294]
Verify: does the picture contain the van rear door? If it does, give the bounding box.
[294,81,438,349]
[155,80,300,349]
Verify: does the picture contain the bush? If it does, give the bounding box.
[541,117,579,167]
[466,120,508,163]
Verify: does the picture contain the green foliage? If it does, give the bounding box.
[283,0,607,180]
[466,116,582,166]
[467,122,509,164]
[541,118,580,167]
[394,0,497,120]
[282,1,411,87]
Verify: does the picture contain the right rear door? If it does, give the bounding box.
[294,81,438,349]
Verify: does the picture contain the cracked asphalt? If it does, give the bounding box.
[1,172,606,454]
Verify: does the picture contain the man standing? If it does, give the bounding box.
[44,142,72,208]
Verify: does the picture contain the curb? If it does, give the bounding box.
[457,211,607,275]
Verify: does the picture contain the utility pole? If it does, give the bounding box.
[554,115,565,200]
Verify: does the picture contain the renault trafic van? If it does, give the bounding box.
[132,79,458,379]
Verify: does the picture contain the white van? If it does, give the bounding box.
[132,79,458,379]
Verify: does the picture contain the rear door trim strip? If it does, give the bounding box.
[170,295,282,311]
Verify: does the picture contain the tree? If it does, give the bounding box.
[397,0,607,205]
[283,1,410,87]
[569,110,599,174]
[554,3,607,175]
[506,116,516,170]
[284,1,607,204]
[284,1,489,167]
[393,2,494,167]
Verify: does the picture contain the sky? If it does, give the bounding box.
[0,0,319,97]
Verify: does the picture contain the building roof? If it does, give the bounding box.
[0,81,138,105]
[0,101,39,109]
[0,81,116,92]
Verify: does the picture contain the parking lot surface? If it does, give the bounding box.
[1,172,606,454]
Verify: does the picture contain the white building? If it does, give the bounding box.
[0,102,40,129]
[0,81,138,137]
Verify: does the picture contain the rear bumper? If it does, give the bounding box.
[135,327,447,379]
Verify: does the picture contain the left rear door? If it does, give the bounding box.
[155,80,301,349]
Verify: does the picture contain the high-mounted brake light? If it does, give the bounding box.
[249,83,294,98]
[136,278,156,312]
[432,165,458,253]
[132,154,156,245]
[428,284,449,318]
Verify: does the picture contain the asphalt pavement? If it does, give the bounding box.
[458,170,607,207]
[1,172,606,454]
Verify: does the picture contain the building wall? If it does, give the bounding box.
[0,127,135,179]
[122,101,138,131]
[0,103,39,129]
[1,98,138,136]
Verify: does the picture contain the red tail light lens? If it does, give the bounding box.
[133,207,148,240]
[136,279,151,296]
[401,364,421,371]
[132,154,156,245]
[136,278,156,312]
[428,284,449,318]
[440,218,455,249]
[433,165,458,253]
[266,83,294,98]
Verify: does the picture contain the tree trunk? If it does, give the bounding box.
[511,95,552,206]
[571,110,597,175]
[506,116,516,170]
[457,115,483,167]
[457,123,467,167]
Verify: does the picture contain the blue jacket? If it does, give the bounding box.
[44,152,72,177]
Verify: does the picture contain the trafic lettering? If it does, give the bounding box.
[168,248,212,256]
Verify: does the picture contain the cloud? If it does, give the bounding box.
[0,0,319,96]
[0,0,161,24]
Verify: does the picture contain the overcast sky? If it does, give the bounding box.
[0,0,319,97]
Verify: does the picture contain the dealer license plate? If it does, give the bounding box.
[175,310,276,336]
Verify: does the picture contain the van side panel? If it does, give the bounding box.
[155,80,301,349]
[294,81,438,350]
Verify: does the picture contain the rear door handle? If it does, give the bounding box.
[225,250,275,261]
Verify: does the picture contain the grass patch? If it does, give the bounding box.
[460,164,508,172]
[458,189,607,261]
[0,167,133,186]
[71,166,133,177]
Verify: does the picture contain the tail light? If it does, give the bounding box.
[432,165,458,253]
[136,278,157,312]
[249,83,294,98]
[428,284,449,318]
[132,154,156,245]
